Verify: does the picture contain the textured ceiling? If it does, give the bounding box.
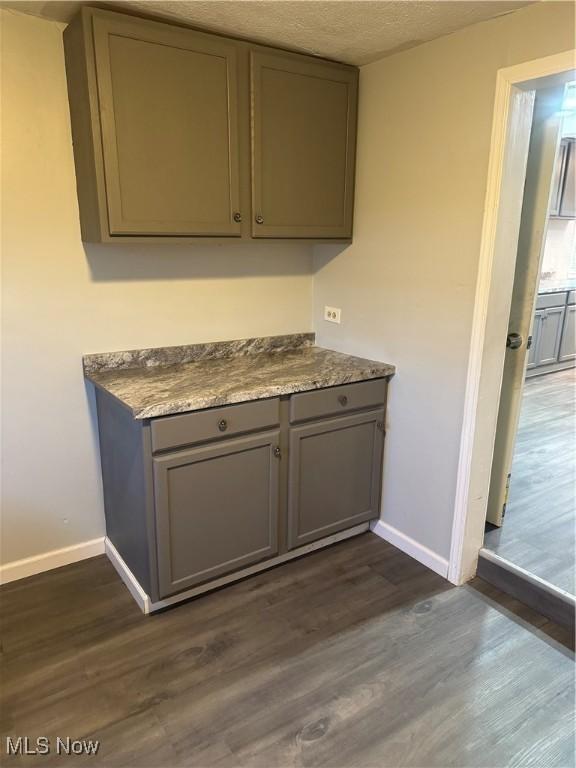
[2,0,535,65]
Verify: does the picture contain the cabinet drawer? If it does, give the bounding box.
[290,379,387,424]
[151,398,280,452]
[536,292,567,310]
[568,291,575,306]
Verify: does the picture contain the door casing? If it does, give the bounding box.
[448,50,576,585]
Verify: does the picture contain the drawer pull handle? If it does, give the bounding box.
[338,395,348,407]
[218,419,228,432]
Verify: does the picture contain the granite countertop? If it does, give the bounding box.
[83,334,395,419]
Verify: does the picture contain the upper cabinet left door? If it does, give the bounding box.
[65,9,242,240]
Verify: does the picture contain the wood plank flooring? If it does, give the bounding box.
[484,368,575,594]
[0,534,573,768]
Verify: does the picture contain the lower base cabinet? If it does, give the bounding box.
[288,410,385,549]
[154,432,280,597]
[96,378,389,609]
[527,306,565,368]
[527,291,575,374]
[559,305,576,362]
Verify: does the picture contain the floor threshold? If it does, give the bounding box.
[477,547,575,628]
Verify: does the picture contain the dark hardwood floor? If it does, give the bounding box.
[484,368,575,595]
[0,534,574,768]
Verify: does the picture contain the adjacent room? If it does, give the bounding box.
[1,1,574,766]
[482,80,575,609]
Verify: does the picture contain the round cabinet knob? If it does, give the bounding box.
[273,446,281,459]
[233,212,242,223]
[338,395,348,407]
[218,419,228,432]
[255,214,264,225]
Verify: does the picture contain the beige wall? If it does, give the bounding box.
[0,9,313,565]
[313,1,575,561]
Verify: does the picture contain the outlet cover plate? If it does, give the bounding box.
[324,306,342,324]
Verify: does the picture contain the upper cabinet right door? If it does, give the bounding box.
[250,52,358,239]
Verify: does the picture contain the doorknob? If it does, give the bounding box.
[506,333,523,350]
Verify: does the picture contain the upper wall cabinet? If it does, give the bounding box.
[251,52,357,239]
[550,138,575,219]
[65,10,241,240]
[64,8,359,243]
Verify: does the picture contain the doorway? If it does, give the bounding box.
[478,80,575,622]
[447,51,576,616]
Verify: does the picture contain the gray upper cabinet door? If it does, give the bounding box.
[559,139,575,218]
[537,306,566,365]
[559,305,576,361]
[85,10,242,237]
[549,140,568,216]
[154,431,280,598]
[250,51,358,239]
[287,410,384,549]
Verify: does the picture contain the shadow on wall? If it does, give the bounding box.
[85,242,317,282]
[312,243,350,274]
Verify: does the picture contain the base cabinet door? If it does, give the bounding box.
[538,306,565,365]
[287,410,384,549]
[154,432,280,597]
[559,305,576,361]
[527,309,545,369]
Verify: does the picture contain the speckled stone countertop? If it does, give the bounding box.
[83,333,395,419]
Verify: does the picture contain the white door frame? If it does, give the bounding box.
[448,49,576,585]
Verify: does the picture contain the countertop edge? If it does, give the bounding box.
[87,366,395,420]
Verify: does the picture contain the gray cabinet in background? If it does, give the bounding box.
[527,309,544,369]
[528,306,565,368]
[527,291,574,375]
[559,139,575,218]
[559,305,576,362]
[549,138,575,219]
[535,306,565,366]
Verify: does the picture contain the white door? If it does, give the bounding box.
[486,86,565,526]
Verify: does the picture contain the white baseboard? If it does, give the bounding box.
[0,537,105,585]
[370,520,449,578]
[105,538,150,614]
[105,524,370,615]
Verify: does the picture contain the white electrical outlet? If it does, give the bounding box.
[324,306,342,324]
